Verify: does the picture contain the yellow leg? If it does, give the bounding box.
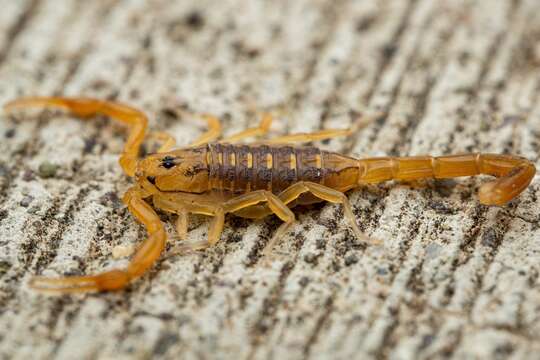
[149,131,176,153]
[154,190,294,254]
[220,113,273,143]
[232,204,274,219]
[266,112,381,144]
[4,97,149,177]
[176,209,189,240]
[223,190,295,251]
[187,114,222,147]
[28,187,166,293]
[278,182,375,245]
[152,195,225,253]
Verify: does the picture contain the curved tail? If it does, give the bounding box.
[358,153,536,206]
[4,96,148,176]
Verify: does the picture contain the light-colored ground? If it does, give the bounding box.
[1,1,540,359]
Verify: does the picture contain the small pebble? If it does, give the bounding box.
[344,253,358,266]
[19,195,34,207]
[99,192,123,209]
[5,129,15,138]
[303,253,318,264]
[315,238,325,249]
[299,277,310,287]
[22,170,35,181]
[112,244,135,258]
[0,260,11,277]
[38,162,59,178]
[27,206,40,214]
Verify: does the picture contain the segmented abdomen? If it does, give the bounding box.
[207,143,327,194]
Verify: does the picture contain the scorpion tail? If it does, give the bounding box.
[358,153,536,206]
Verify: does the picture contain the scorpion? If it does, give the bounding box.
[3,97,536,293]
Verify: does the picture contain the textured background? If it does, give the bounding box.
[1,1,540,359]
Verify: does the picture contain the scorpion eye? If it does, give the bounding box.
[161,156,176,169]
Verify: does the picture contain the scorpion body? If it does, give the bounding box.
[157,143,360,195]
[3,97,535,293]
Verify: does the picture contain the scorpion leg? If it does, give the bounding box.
[232,204,273,219]
[278,181,374,245]
[266,112,381,144]
[29,187,166,293]
[152,195,225,253]
[176,209,189,240]
[220,113,273,143]
[188,114,222,147]
[155,191,295,254]
[149,131,176,153]
[4,96,149,177]
[223,190,295,252]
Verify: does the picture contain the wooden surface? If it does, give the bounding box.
[1,1,540,359]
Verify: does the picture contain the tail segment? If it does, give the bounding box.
[358,153,536,205]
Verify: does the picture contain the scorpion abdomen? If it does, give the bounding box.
[206,143,360,194]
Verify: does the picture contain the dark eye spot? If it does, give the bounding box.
[161,156,176,169]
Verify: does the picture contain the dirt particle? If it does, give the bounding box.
[356,15,376,32]
[231,41,261,59]
[428,200,455,214]
[433,179,458,197]
[90,79,109,91]
[419,334,435,350]
[315,238,325,249]
[304,253,318,264]
[344,253,358,266]
[19,195,33,207]
[382,44,397,59]
[481,228,499,248]
[5,128,16,138]
[27,206,40,214]
[22,169,35,181]
[38,162,59,178]
[0,260,11,278]
[99,192,122,209]
[83,137,98,154]
[153,332,179,356]
[185,11,204,30]
[160,107,179,120]
[494,342,514,358]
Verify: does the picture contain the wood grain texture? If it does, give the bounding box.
[1,1,540,359]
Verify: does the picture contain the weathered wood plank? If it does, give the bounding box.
[1,1,539,359]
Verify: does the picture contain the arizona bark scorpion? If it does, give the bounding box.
[3,97,536,293]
